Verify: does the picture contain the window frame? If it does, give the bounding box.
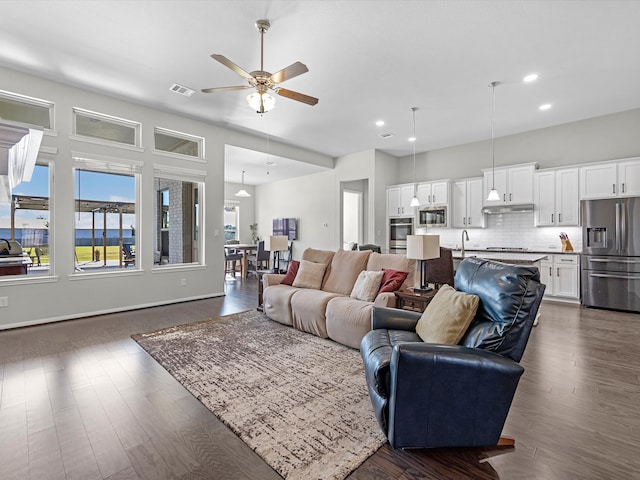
[0,89,55,131]
[70,107,142,151]
[153,126,205,161]
[152,164,206,270]
[71,152,142,277]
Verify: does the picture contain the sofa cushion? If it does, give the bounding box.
[366,253,416,290]
[326,297,376,349]
[263,284,299,326]
[301,248,335,289]
[292,260,327,289]
[290,289,343,338]
[415,285,479,345]
[350,270,384,302]
[280,260,300,286]
[322,249,372,295]
[378,268,409,294]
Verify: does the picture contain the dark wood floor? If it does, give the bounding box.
[1,275,639,480]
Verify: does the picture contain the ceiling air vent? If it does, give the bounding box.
[379,132,394,139]
[169,83,196,97]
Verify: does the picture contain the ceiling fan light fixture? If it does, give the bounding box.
[247,92,276,114]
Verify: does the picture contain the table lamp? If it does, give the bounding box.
[406,234,440,293]
[265,235,289,273]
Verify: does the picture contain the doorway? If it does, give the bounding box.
[343,189,363,249]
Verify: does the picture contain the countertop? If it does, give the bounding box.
[450,249,580,263]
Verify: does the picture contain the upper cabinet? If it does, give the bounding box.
[451,178,485,228]
[580,157,640,199]
[483,163,537,206]
[534,168,579,227]
[387,184,416,217]
[416,180,449,206]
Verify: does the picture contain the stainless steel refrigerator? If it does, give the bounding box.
[582,197,640,312]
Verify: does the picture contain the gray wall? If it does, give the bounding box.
[396,108,640,183]
[0,66,331,329]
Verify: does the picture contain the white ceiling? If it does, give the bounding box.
[2,1,640,185]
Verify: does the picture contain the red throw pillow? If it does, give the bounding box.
[378,268,409,293]
[281,260,300,286]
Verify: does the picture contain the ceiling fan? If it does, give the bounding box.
[201,19,319,114]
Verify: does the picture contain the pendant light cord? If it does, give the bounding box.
[489,81,500,190]
[412,107,417,184]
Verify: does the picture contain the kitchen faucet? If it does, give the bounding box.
[461,229,469,258]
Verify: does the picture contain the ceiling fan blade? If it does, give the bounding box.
[270,62,309,84]
[210,54,254,80]
[201,85,253,93]
[275,88,319,106]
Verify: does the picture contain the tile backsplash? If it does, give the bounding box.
[416,212,582,252]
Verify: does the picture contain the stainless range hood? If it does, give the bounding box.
[481,203,535,214]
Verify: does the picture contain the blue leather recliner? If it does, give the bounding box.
[360,257,545,449]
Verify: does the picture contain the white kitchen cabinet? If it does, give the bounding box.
[387,185,416,217]
[617,158,640,196]
[451,178,485,228]
[417,180,449,206]
[534,168,579,227]
[539,254,580,301]
[483,163,537,206]
[579,157,640,199]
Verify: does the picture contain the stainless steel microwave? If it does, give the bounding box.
[418,206,447,228]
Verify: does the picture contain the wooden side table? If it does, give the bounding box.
[394,289,437,313]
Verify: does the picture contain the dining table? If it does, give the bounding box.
[224,243,257,278]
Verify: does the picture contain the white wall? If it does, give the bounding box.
[396,108,640,183]
[0,67,332,329]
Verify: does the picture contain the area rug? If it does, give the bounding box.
[132,310,386,480]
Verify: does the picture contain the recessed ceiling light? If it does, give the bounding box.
[539,103,552,111]
[265,161,277,166]
[523,73,538,83]
[375,120,385,127]
[408,136,416,142]
[379,132,394,138]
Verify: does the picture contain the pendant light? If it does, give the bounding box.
[487,81,501,201]
[409,107,420,207]
[235,170,251,197]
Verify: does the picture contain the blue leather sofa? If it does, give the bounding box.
[360,257,545,449]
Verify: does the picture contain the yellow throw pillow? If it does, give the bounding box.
[350,270,385,302]
[415,284,480,345]
[292,260,327,290]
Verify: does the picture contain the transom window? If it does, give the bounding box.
[0,90,53,130]
[73,108,141,147]
[154,127,203,158]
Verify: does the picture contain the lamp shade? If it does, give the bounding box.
[265,235,288,252]
[406,235,440,260]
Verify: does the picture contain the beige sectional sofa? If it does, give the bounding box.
[262,247,416,349]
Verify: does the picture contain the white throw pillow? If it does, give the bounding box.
[350,270,385,302]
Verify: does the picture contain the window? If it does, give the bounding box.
[0,164,50,277]
[154,127,203,159]
[153,165,204,267]
[0,90,53,130]
[73,155,140,273]
[73,108,141,147]
[224,206,239,242]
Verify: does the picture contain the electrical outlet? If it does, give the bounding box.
[0,296,8,307]
[180,278,187,286]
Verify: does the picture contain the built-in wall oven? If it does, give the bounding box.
[389,217,414,253]
[418,205,447,228]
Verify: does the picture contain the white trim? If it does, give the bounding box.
[72,106,142,148]
[151,263,207,273]
[154,163,206,182]
[0,292,225,331]
[153,126,205,159]
[69,269,145,280]
[0,89,55,130]
[152,149,207,163]
[0,275,59,287]
[68,133,145,153]
[72,151,143,174]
